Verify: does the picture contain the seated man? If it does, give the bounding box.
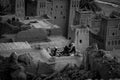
[62,45,70,56]
[69,43,76,56]
[52,47,57,56]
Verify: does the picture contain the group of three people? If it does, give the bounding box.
[63,42,76,56]
[51,42,76,56]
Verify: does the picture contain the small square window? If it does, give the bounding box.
[74,5,76,7]
[112,32,115,36]
[50,12,52,15]
[79,40,82,43]
[56,5,58,8]
[115,41,117,45]
[63,16,65,19]
[112,41,114,45]
[61,11,63,15]
[118,40,120,44]
[108,41,110,45]
[72,5,74,7]
[51,8,53,10]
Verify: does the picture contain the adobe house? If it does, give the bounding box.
[25,0,37,16]
[10,0,25,17]
[72,25,89,52]
[99,17,120,50]
[25,0,70,36]
[68,10,94,42]
[90,17,120,50]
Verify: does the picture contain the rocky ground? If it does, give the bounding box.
[1,46,120,80]
[0,36,120,80]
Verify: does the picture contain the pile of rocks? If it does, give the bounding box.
[0,52,54,80]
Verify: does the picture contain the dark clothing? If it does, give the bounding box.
[69,46,76,53]
[48,29,51,36]
[53,48,57,56]
[63,46,70,56]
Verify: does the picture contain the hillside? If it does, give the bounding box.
[95,0,120,16]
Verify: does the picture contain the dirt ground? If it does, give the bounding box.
[30,36,69,49]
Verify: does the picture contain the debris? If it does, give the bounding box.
[0,45,120,80]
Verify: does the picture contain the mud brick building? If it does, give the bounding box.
[99,18,120,50]
[73,25,89,52]
[10,0,25,17]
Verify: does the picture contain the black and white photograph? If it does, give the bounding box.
[0,0,120,80]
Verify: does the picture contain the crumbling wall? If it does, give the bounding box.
[85,48,120,79]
